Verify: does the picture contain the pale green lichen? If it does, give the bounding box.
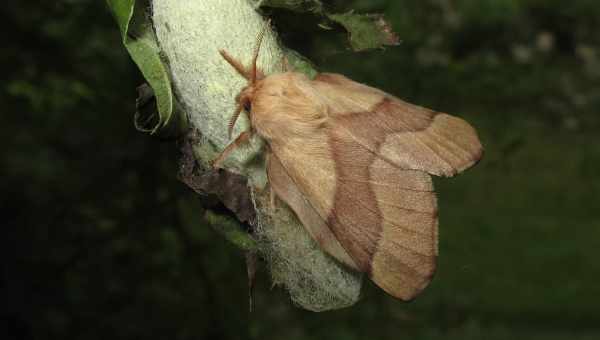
[151,0,362,312]
[252,189,362,311]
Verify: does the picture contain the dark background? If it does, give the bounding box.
[2,1,599,339]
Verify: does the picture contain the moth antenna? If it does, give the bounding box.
[227,105,243,140]
[219,49,250,80]
[250,19,270,84]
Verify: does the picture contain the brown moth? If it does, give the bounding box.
[213,26,483,301]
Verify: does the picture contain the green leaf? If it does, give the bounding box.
[327,12,400,51]
[255,0,323,13]
[255,0,400,51]
[106,0,184,136]
[106,0,134,36]
[204,210,257,251]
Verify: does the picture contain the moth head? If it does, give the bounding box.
[219,20,270,139]
[237,88,255,114]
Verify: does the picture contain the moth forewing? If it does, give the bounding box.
[216,37,482,302]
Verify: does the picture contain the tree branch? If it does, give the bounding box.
[151,0,362,311]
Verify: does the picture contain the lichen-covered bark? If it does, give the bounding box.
[151,0,362,311]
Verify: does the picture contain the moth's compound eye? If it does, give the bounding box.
[243,101,252,112]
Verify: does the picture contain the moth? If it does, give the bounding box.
[213,26,483,301]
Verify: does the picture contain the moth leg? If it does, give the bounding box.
[212,131,253,169]
[245,251,258,312]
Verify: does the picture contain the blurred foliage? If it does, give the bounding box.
[258,0,401,51]
[2,1,600,340]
